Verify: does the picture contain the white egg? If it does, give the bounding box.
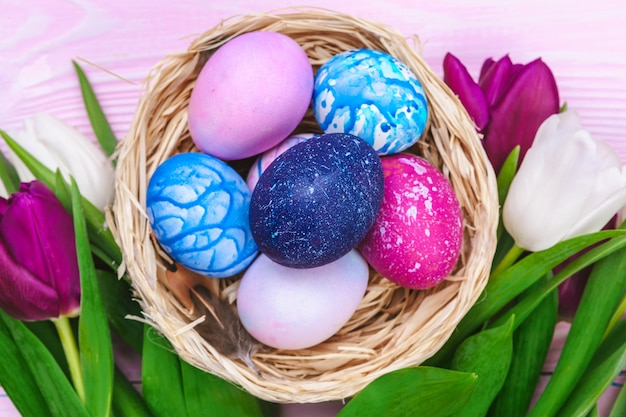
[245,132,315,191]
[236,250,369,350]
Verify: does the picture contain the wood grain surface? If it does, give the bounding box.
[1,1,625,415]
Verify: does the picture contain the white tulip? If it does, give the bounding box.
[617,206,626,228]
[9,112,115,211]
[503,109,626,252]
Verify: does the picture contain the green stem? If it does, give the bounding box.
[491,243,525,279]
[52,316,86,403]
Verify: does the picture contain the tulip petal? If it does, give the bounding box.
[0,182,80,317]
[503,124,598,251]
[0,241,61,320]
[479,58,495,80]
[443,53,490,130]
[483,58,559,173]
[9,121,57,184]
[478,55,514,107]
[566,165,626,239]
[9,113,115,211]
[540,118,626,243]
[31,113,115,210]
[567,187,626,240]
[0,197,7,217]
[593,135,624,168]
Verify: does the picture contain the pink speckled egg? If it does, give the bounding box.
[188,31,314,160]
[236,250,369,350]
[245,132,315,190]
[358,154,463,289]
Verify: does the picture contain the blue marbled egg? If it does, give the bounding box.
[249,133,384,268]
[146,153,258,278]
[313,48,429,155]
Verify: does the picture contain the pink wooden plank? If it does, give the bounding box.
[1,1,625,158]
[1,1,625,416]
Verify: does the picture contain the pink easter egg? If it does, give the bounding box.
[188,31,314,160]
[358,154,463,289]
[236,250,369,350]
[245,133,315,190]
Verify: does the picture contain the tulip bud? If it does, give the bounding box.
[0,181,80,321]
[503,110,626,252]
[8,112,114,211]
[443,53,559,174]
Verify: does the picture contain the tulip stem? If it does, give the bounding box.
[491,243,525,279]
[53,316,86,404]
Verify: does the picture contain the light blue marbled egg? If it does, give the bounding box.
[146,153,258,278]
[313,49,428,155]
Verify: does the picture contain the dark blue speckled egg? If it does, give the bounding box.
[146,153,258,278]
[313,48,429,155]
[249,133,384,268]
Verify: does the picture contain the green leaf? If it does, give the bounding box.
[0,129,55,186]
[180,360,264,417]
[0,311,52,417]
[337,367,477,417]
[488,279,557,417]
[96,269,144,352]
[53,168,72,210]
[496,145,519,208]
[73,61,118,160]
[0,149,19,195]
[586,405,600,417]
[71,177,114,417]
[609,383,626,417]
[426,229,626,367]
[142,326,188,417]
[555,319,626,417]
[0,309,89,417]
[450,315,515,417]
[491,234,626,331]
[0,130,122,268]
[528,245,626,417]
[24,320,69,378]
[494,147,520,245]
[112,366,154,417]
[492,229,515,275]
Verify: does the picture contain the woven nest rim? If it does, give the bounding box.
[108,8,499,403]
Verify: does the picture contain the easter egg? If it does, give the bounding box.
[245,132,315,191]
[188,31,314,160]
[249,133,384,268]
[237,250,369,350]
[146,153,258,278]
[358,154,462,289]
[313,48,428,155]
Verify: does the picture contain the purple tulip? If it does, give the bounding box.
[443,53,560,173]
[0,181,80,321]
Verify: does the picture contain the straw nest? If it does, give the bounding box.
[109,8,499,403]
